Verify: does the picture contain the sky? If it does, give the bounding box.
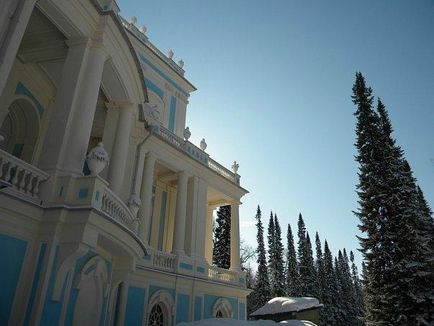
[117,0,434,268]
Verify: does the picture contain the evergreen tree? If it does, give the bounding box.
[286,223,299,296]
[250,206,270,312]
[352,72,434,324]
[267,212,276,295]
[212,205,231,269]
[297,214,318,297]
[268,212,286,297]
[350,251,365,325]
[322,240,339,325]
[315,232,325,302]
[272,214,286,296]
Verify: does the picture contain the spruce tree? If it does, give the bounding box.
[286,223,299,296]
[322,240,339,325]
[352,73,392,324]
[272,214,286,296]
[350,251,364,325]
[315,232,325,303]
[251,206,270,311]
[352,72,434,324]
[297,214,317,297]
[212,205,231,269]
[376,99,434,324]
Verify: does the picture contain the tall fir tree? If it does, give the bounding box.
[322,240,339,325]
[352,72,434,324]
[212,205,231,269]
[267,212,275,292]
[350,251,365,325]
[297,214,318,297]
[376,99,434,323]
[250,206,271,312]
[352,72,393,324]
[271,214,286,296]
[286,223,299,296]
[315,232,325,303]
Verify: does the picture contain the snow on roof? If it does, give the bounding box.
[177,318,317,326]
[250,297,323,316]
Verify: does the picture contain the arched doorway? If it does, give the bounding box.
[0,98,39,163]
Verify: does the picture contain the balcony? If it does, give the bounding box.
[153,125,241,185]
[138,248,246,288]
[0,148,49,203]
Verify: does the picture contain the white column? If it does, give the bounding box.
[38,38,106,175]
[230,203,241,272]
[172,171,188,255]
[60,40,106,175]
[185,176,198,258]
[138,152,156,243]
[194,179,208,261]
[107,102,133,194]
[115,281,128,326]
[204,207,214,264]
[0,0,36,95]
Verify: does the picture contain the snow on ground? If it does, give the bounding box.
[178,318,317,326]
[250,297,323,316]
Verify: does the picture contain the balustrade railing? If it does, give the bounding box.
[152,251,176,271]
[0,149,49,200]
[101,187,137,231]
[208,158,240,185]
[208,265,237,284]
[154,126,240,185]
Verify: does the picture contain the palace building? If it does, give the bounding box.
[0,1,249,325]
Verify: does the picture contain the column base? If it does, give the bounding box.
[229,266,242,273]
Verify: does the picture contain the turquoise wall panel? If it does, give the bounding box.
[24,243,47,325]
[40,247,69,326]
[0,234,28,325]
[194,296,202,321]
[145,79,164,99]
[239,303,246,320]
[176,294,190,324]
[124,286,146,326]
[138,53,189,97]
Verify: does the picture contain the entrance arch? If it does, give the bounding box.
[0,98,40,163]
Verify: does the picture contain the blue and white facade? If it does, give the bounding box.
[0,1,249,325]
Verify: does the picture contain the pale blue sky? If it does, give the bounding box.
[118,0,434,267]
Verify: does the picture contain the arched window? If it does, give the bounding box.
[148,304,165,326]
[146,290,174,326]
[212,298,233,319]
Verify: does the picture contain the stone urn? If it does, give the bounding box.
[127,193,141,217]
[200,138,207,151]
[86,142,109,176]
[183,127,191,141]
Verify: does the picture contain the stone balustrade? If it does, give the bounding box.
[208,265,238,284]
[101,187,138,232]
[0,148,49,202]
[152,250,176,271]
[153,125,240,185]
